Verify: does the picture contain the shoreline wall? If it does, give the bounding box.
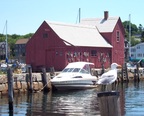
[0,67,144,96]
[0,73,52,96]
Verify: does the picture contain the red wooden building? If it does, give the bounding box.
[26,11,125,71]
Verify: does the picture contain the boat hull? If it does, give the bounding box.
[52,84,98,90]
[51,80,97,90]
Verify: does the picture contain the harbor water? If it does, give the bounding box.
[0,81,144,116]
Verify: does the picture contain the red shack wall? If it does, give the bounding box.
[26,19,125,71]
[111,19,125,65]
[26,21,67,71]
[101,19,125,66]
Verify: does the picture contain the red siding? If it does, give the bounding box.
[26,21,67,71]
[26,20,125,71]
[111,19,125,65]
[101,18,125,66]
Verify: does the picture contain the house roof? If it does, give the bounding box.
[134,42,144,47]
[15,39,29,44]
[80,17,119,33]
[46,21,112,48]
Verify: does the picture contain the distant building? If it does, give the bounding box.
[130,42,144,61]
[0,42,10,61]
[26,11,125,71]
[14,39,29,63]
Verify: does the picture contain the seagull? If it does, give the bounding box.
[97,63,121,85]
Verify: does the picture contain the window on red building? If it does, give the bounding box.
[43,33,48,38]
[91,50,97,56]
[116,30,120,42]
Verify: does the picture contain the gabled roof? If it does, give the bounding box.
[45,21,112,48]
[15,39,29,44]
[133,42,144,47]
[80,17,119,33]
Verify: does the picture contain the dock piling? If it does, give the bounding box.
[7,67,14,112]
[97,91,121,116]
[122,63,128,82]
[134,63,140,82]
[28,66,33,92]
[41,67,49,92]
[50,67,55,79]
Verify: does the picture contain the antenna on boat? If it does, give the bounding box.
[129,14,131,61]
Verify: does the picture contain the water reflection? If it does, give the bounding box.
[51,90,100,115]
[0,82,144,116]
[24,89,100,116]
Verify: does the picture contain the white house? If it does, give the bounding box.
[130,43,144,61]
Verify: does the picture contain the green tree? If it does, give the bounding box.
[22,33,33,38]
[11,34,20,39]
[0,34,5,42]
[141,31,144,42]
[138,24,143,34]
[123,21,138,38]
[131,36,140,46]
[0,33,33,58]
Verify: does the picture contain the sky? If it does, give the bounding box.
[0,0,144,35]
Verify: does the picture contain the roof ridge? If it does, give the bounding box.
[81,16,119,20]
[15,38,29,44]
[45,20,96,29]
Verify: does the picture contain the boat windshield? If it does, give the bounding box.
[62,67,90,74]
[68,68,74,72]
[62,68,80,73]
[72,68,81,72]
[79,64,90,74]
[80,69,89,74]
[62,68,70,72]
[62,64,91,74]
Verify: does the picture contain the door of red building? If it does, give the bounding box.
[45,49,55,69]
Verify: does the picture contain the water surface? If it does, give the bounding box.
[0,81,144,116]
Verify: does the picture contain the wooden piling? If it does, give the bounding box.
[26,73,29,90]
[134,63,140,82]
[26,92,33,116]
[41,67,49,92]
[134,69,137,82]
[50,67,55,79]
[97,91,121,116]
[101,63,105,75]
[93,70,98,77]
[7,67,14,112]
[122,63,128,82]
[136,63,140,82]
[28,66,33,92]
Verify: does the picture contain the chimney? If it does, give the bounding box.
[104,11,108,20]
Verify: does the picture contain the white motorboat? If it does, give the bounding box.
[51,62,98,90]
